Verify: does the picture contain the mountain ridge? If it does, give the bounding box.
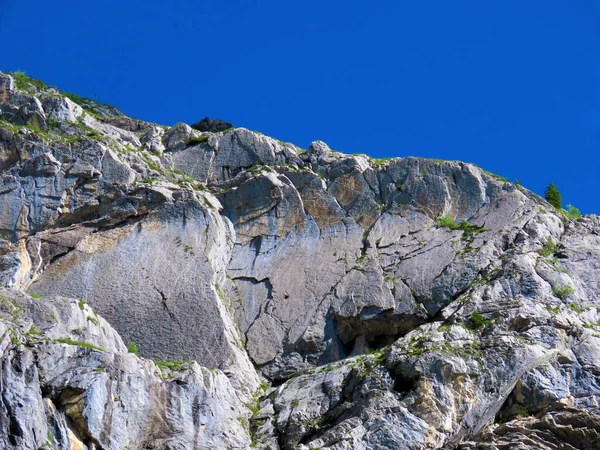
[1,70,600,449]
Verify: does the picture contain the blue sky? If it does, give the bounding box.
[2,1,599,213]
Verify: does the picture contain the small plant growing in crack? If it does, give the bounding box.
[86,315,99,326]
[552,283,574,300]
[568,302,586,313]
[538,239,557,258]
[436,216,489,237]
[469,311,494,329]
[54,337,105,352]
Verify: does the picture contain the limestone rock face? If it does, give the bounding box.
[40,94,84,123]
[0,73,15,91]
[0,288,250,450]
[0,89,47,130]
[1,71,600,449]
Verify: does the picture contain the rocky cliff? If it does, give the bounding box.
[1,71,599,449]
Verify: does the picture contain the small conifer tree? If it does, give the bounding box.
[544,183,561,210]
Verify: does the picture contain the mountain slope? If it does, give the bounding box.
[1,71,599,449]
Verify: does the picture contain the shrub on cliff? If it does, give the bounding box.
[544,183,561,210]
[191,117,233,132]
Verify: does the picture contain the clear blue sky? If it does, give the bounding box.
[2,1,599,213]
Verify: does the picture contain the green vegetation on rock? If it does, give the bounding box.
[552,283,574,300]
[436,216,489,236]
[127,342,138,353]
[544,182,562,210]
[12,71,47,91]
[564,204,581,219]
[53,337,105,352]
[537,239,557,257]
[470,311,494,329]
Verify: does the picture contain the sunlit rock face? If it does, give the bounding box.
[1,70,600,449]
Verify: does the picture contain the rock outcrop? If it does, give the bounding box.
[0,288,250,449]
[191,116,233,133]
[1,71,599,449]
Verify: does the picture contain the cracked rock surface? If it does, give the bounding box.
[1,71,600,449]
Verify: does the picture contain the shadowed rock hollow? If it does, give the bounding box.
[1,71,600,449]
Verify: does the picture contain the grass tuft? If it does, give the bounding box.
[11,71,47,91]
[537,239,557,257]
[127,342,138,353]
[470,311,493,329]
[552,283,574,300]
[154,360,190,371]
[186,134,209,145]
[563,204,580,219]
[54,337,105,352]
[436,216,489,236]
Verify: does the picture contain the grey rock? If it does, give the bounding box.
[162,122,200,152]
[81,114,141,148]
[211,128,278,181]
[29,196,260,398]
[163,142,214,181]
[20,152,61,176]
[458,410,600,450]
[0,90,47,130]
[0,129,21,170]
[0,72,15,91]
[140,125,166,153]
[40,94,83,123]
[0,79,599,449]
[103,116,156,133]
[0,288,251,450]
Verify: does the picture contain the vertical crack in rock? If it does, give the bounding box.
[233,276,275,354]
[152,284,181,326]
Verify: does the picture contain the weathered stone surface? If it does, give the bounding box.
[458,410,600,450]
[162,122,200,152]
[30,196,260,397]
[81,114,141,148]
[140,125,166,153]
[0,71,599,449]
[0,72,15,91]
[0,288,251,450]
[0,90,47,130]
[40,94,83,123]
[163,141,214,181]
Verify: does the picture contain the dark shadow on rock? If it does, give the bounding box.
[190,117,233,132]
